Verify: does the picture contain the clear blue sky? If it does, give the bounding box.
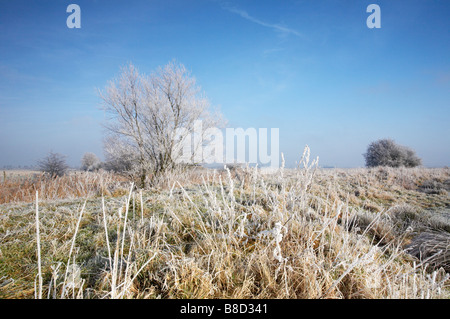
[0,0,449,168]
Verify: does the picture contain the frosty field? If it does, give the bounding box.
[1,155,449,299]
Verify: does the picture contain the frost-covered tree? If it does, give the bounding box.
[364,139,422,168]
[99,61,224,187]
[38,152,69,177]
[81,152,101,171]
[103,135,137,174]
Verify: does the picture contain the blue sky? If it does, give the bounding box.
[0,0,449,168]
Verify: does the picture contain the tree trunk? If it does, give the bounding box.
[140,168,146,189]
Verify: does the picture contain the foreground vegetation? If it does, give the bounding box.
[1,151,449,299]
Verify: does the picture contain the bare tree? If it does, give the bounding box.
[81,152,101,171]
[99,61,224,187]
[38,152,69,177]
[364,139,422,168]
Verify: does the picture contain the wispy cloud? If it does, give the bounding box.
[221,5,302,38]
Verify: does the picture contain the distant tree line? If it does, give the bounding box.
[36,137,423,179]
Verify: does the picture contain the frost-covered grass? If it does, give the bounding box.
[0,148,449,299]
[0,170,132,204]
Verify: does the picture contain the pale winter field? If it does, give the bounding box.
[0,150,449,299]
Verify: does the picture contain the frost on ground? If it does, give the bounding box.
[0,148,449,299]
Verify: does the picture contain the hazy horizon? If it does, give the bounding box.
[1,0,449,169]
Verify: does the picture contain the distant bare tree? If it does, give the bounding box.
[364,139,422,168]
[81,152,101,171]
[99,61,224,187]
[38,152,69,177]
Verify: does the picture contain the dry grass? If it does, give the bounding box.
[0,170,130,204]
[0,151,449,299]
